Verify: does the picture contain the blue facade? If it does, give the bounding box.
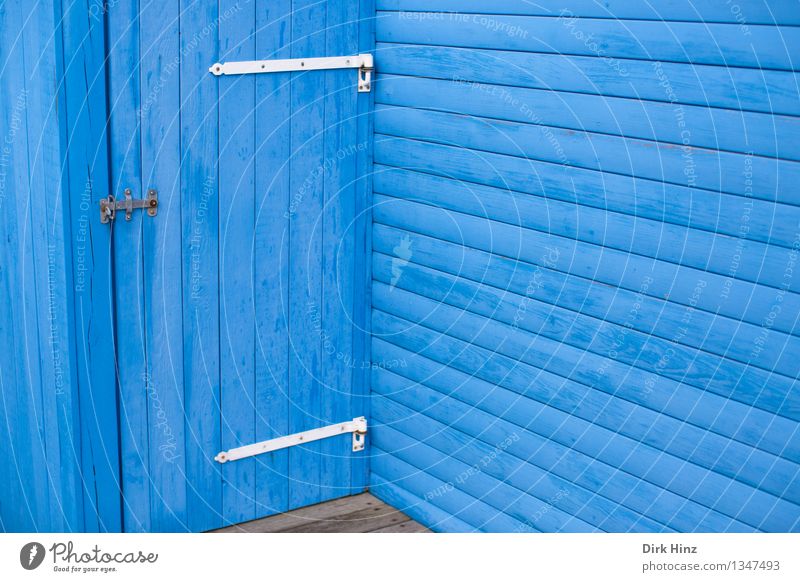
[1,0,798,532]
[0,0,101,533]
[368,0,800,532]
[0,0,373,533]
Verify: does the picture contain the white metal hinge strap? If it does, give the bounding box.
[209,54,373,92]
[214,417,367,464]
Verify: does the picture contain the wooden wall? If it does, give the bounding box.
[4,0,800,535]
[368,0,800,531]
[1,0,380,533]
[0,0,119,532]
[1,0,373,533]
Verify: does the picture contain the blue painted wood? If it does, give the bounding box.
[254,0,292,518]
[374,406,618,532]
[59,0,121,533]
[351,0,376,496]
[0,243,16,530]
[0,55,15,523]
[25,4,65,531]
[376,105,800,206]
[377,402,663,533]
[139,0,188,533]
[180,0,223,532]
[25,0,86,533]
[372,192,800,364]
[0,0,112,532]
[99,0,371,532]
[372,446,529,532]
[0,54,18,523]
[372,310,800,531]
[369,473,474,532]
[288,0,327,509]
[375,137,800,251]
[4,0,370,533]
[381,428,542,533]
[377,74,800,161]
[372,280,800,503]
[367,2,800,532]
[0,0,49,532]
[11,0,798,538]
[373,166,800,303]
[372,339,755,532]
[375,44,800,116]
[377,12,800,70]
[373,224,800,462]
[319,0,360,503]
[246,0,370,512]
[372,265,800,499]
[219,0,257,527]
[376,171,794,359]
[370,177,800,375]
[376,0,800,25]
[107,0,150,534]
[372,0,800,531]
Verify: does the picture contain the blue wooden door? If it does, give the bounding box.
[105,0,372,532]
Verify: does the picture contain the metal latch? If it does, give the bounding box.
[358,62,372,93]
[209,54,374,93]
[215,416,368,464]
[100,188,158,223]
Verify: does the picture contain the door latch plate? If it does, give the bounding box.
[100,188,158,223]
[358,65,372,93]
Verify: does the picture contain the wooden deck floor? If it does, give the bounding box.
[213,493,431,533]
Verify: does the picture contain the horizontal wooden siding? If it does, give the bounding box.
[368,1,800,532]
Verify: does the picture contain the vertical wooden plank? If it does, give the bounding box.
[352,0,375,494]
[23,0,84,531]
[0,30,15,522]
[288,0,327,509]
[254,0,292,518]
[181,0,222,532]
[0,3,11,531]
[0,0,48,531]
[0,233,19,528]
[107,0,150,533]
[140,0,186,531]
[60,0,121,532]
[319,0,359,502]
[219,0,257,525]
[0,91,19,522]
[19,0,60,531]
